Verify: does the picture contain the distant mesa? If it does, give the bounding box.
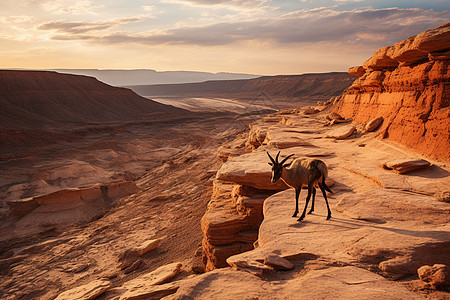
[0,70,186,130]
[49,69,260,86]
[125,72,357,107]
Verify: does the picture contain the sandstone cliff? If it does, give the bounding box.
[334,23,450,161]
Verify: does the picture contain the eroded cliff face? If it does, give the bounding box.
[334,23,449,161]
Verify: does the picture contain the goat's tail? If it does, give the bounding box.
[315,160,333,193]
[321,176,333,193]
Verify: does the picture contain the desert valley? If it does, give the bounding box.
[0,22,449,300]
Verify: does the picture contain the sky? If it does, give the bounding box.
[0,0,449,75]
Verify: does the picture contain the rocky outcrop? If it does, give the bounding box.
[199,104,448,298]
[334,23,450,162]
[156,266,421,299]
[201,180,273,271]
[215,151,289,190]
[7,181,140,227]
[55,279,111,300]
[113,262,182,299]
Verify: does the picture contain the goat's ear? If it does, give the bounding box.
[283,163,291,168]
[268,162,273,166]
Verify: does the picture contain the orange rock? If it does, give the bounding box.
[381,159,431,174]
[418,264,450,288]
[264,254,294,270]
[365,117,383,132]
[325,125,356,140]
[55,280,111,300]
[348,66,365,77]
[335,23,450,162]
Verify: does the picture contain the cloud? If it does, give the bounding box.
[38,18,143,34]
[42,7,450,48]
[0,15,36,24]
[40,0,101,15]
[161,0,268,9]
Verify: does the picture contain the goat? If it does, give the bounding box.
[267,151,332,221]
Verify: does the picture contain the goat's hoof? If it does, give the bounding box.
[326,215,332,220]
[292,213,298,218]
[297,217,304,222]
[308,210,314,214]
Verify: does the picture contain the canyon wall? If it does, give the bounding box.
[334,23,449,162]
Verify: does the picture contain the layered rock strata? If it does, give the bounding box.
[6,181,140,227]
[201,112,333,271]
[334,23,450,161]
[201,180,273,271]
[199,105,449,298]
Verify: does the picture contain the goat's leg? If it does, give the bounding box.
[292,188,300,217]
[297,186,313,221]
[308,187,316,214]
[318,183,332,220]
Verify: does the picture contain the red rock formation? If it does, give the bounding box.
[334,23,449,162]
[201,180,273,271]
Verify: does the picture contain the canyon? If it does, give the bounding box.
[0,23,449,300]
[0,68,353,299]
[128,72,356,111]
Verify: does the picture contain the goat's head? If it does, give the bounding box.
[266,151,294,183]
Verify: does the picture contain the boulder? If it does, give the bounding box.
[226,258,273,276]
[136,239,160,256]
[381,159,431,174]
[55,279,111,300]
[412,22,450,53]
[325,125,356,140]
[365,117,383,132]
[418,264,450,288]
[264,254,294,270]
[363,46,399,70]
[348,66,366,77]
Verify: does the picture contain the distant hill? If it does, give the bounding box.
[127,72,357,109]
[49,69,259,86]
[0,70,186,130]
[128,72,355,99]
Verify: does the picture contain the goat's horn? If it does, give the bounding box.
[275,151,280,163]
[280,154,294,165]
[266,151,276,164]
